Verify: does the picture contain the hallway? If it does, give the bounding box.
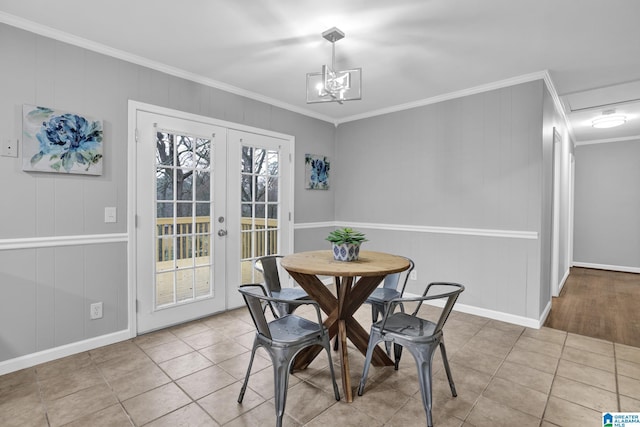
[545,267,640,348]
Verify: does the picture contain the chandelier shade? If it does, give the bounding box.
[306,27,362,104]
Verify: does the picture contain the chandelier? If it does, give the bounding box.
[306,27,362,104]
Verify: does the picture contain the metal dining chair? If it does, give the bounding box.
[358,282,465,427]
[253,255,308,316]
[363,257,414,353]
[237,284,340,427]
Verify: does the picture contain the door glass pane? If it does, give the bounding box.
[240,144,280,285]
[155,130,213,309]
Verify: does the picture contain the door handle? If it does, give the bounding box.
[218,229,227,237]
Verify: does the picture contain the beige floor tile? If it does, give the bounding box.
[482,377,548,418]
[176,365,237,400]
[619,374,640,400]
[465,395,540,427]
[494,360,554,394]
[181,328,228,350]
[0,387,47,427]
[88,339,142,364]
[145,402,219,427]
[352,380,411,423]
[97,350,158,383]
[565,333,614,357]
[0,367,37,394]
[435,361,493,395]
[616,343,640,364]
[505,348,559,374]
[522,326,567,345]
[618,359,640,380]
[143,339,194,364]
[198,382,265,425]
[134,329,179,350]
[108,363,171,401]
[169,320,212,339]
[35,352,93,380]
[543,396,602,427]
[461,335,513,359]
[473,326,521,348]
[556,359,616,392]
[63,404,133,427]
[158,350,213,380]
[551,376,617,412]
[39,365,104,401]
[281,381,341,424]
[46,383,118,427]
[223,401,300,427]
[485,320,525,335]
[620,395,640,412]
[198,339,252,364]
[0,377,40,402]
[122,382,191,426]
[561,345,615,372]
[514,335,563,358]
[451,345,504,375]
[305,399,382,427]
[218,350,271,380]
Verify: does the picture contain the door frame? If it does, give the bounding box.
[127,100,295,335]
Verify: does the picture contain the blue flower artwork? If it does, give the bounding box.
[305,153,330,190]
[22,105,103,175]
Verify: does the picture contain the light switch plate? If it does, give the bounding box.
[1,138,18,157]
[104,207,117,223]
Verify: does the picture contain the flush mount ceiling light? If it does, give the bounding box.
[306,27,362,104]
[592,109,627,128]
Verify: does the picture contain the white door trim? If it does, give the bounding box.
[127,100,295,335]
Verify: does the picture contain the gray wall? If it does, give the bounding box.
[573,139,640,269]
[334,81,551,320]
[0,23,335,365]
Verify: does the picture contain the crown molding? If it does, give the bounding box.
[575,135,640,146]
[0,12,335,124]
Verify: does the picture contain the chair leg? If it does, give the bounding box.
[393,343,403,370]
[322,335,341,401]
[412,346,437,427]
[439,341,457,397]
[357,330,380,396]
[272,349,293,427]
[238,339,258,403]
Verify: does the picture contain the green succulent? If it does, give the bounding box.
[326,227,367,245]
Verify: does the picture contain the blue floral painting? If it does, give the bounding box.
[22,105,103,175]
[305,153,330,190]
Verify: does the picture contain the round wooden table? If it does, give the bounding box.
[281,250,410,402]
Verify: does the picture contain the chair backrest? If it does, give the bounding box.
[238,284,275,339]
[415,282,464,335]
[253,255,283,293]
[382,258,415,294]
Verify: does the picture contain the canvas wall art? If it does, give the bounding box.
[305,153,330,190]
[22,104,103,175]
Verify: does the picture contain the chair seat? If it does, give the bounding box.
[366,288,401,304]
[272,288,308,301]
[373,313,437,341]
[269,315,324,343]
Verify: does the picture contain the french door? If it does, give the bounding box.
[133,106,292,333]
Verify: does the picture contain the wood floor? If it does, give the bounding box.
[545,267,640,347]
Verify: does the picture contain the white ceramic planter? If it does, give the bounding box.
[332,243,361,262]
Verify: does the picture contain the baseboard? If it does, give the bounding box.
[405,293,547,329]
[558,268,571,294]
[573,262,640,274]
[0,329,133,376]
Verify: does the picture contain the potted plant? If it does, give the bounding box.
[326,227,367,261]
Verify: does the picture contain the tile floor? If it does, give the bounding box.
[1,303,639,427]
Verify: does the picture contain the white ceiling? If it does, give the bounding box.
[1,0,640,143]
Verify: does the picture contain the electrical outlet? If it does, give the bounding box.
[410,270,417,281]
[1,138,18,157]
[90,302,103,319]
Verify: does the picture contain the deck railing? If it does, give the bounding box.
[156,217,278,261]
